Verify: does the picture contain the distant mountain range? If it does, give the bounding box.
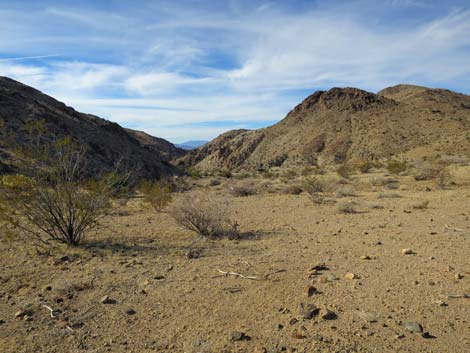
[177,84,470,171]
[176,140,209,150]
[0,76,185,178]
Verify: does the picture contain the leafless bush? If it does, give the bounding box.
[169,191,238,238]
[370,176,398,187]
[0,138,130,246]
[302,177,336,204]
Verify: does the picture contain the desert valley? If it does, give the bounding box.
[0,76,469,353]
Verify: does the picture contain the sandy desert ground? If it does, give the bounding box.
[0,168,469,353]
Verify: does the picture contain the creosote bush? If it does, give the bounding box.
[387,160,408,175]
[169,191,238,238]
[139,180,173,211]
[0,137,131,246]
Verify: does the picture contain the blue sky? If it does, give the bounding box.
[1,0,469,142]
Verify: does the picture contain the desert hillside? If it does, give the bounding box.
[0,76,185,178]
[177,85,470,171]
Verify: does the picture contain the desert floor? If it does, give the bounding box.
[1,169,469,353]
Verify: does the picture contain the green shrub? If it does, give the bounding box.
[139,181,173,211]
[387,160,407,175]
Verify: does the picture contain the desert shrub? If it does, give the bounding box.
[369,203,384,209]
[0,138,129,246]
[283,169,298,180]
[337,200,359,214]
[413,164,440,181]
[262,171,279,179]
[139,180,173,211]
[185,167,203,179]
[282,184,303,195]
[410,200,429,209]
[302,177,331,204]
[437,166,453,188]
[357,161,374,173]
[369,176,398,187]
[336,164,353,179]
[378,191,401,199]
[387,160,407,175]
[356,160,383,173]
[229,183,257,197]
[336,186,357,198]
[218,170,232,178]
[169,191,238,238]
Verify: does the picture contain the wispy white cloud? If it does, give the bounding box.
[0,1,469,142]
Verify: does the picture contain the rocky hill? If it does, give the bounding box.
[0,76,185,178]
[177,85,470,171]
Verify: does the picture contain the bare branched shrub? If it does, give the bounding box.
[437,166,453,188]
[369,176,398,187]
[0,138,130,246]
[139,180,172,211]
[169,191,238,238]
[302,177,335,204]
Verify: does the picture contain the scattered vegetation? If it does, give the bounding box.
[169,191,238,238]
[139,180,173,211]
[229,183,257,197]
[387,160,408,175]
[281,184,303,195]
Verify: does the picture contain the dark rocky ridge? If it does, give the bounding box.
[177,85,470,171]
[0,76,185,178]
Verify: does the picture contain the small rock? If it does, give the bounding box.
[298,303,319,319]
[433,299,448,307]
[455,273,464,280]
[0,319,5,325]
[360,255,372,260]
[229,331,250,341]
[154,275,165,280]
[186,249,202,259]
[311,264,329,271]
[15,310,30,319]
[125,308,136,315]
[100,295,115,304]
[23,315,32,321]
[321,309,337,320]
[42,285,52,292]
[401,248,415,255]
[404,322,423,334]
[355,310,378,323]
[307,286,318,297]
[289,318,298,325]
[344,272,359,280]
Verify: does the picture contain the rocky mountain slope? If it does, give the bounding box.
[177,85,470,171]
[0,76,185,178]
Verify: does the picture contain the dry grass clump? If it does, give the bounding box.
[336,186,357,198]
[229,182,257,197]
[378,191,402,199]
[139,181,173,211]
[336,164,353,179]
[369,203,384,209]
[337,200,360,214]
[169,191,238,238]
[387,160,408,175]
[281,184,303,195]
[410,200,430,210]
[369,176,399,187]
